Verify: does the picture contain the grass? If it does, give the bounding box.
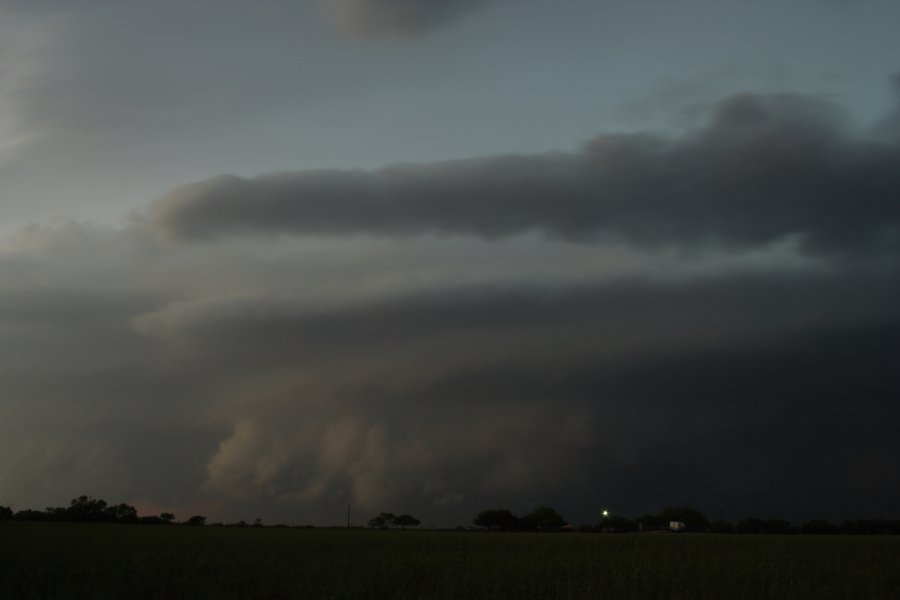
[1,522,898,599]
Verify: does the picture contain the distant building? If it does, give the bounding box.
[669,521,686,532]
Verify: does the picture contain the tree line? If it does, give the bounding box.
[0,496,206,526]
[474,506,568,531]
[472,506,708,532]
[367,512,421,529]
[3,497,898,534]
[472,505,900,535]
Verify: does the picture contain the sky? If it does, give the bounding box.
[0,0,898,526]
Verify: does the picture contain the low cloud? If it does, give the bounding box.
[152,93,900,257]
[1,216,898,523]
[324,0,486,38]
[874,72,900,141]
[130,252,900,520]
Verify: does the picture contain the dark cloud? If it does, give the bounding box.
[1,217,899,524]
[152,93,900,257]
[874,72,900,141]
[130,262,900,522]
[324,0,486,37]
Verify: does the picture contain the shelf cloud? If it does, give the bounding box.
[152,93,900,257]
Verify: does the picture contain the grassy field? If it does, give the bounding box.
[1,523,898,599]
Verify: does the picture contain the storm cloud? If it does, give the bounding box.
[153,93,900,257]
[2,209,899,524]
[2,0,900,532]
[3,86,900,525]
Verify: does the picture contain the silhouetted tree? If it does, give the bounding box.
[138,516,165,525]
[473,509,520,531]
[393,514,420,529]
[13,509,48,521]
[66,496,109,522]
[521,506,566,531]
[0,505,12,520]
[368,512,397,529]
[184,515,206,526]
[160,512,175,524]
[105,503,138,523]
[46,506,68,521]
[366,512,420,529]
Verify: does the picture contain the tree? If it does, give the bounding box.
[185,515,206,526]
[0,505,12,520]
[393,514,420,529]
[138,516,165,525]
[46,506,68,521]
[367,516,385,528]
[13,509,48,522]
[105,503,138,523]
[368,512,396,529]
[159,512,175,524]
[520,506,566,531]
[473,509,520,531]
[66,496,109,522]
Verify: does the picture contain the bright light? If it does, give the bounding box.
[602,510,609,518]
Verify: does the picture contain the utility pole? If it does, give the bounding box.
[347,503,351,528]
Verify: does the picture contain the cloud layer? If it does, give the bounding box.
[153,93,900,257]
[324,0,486,37]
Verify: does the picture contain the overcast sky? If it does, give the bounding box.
[0,0,898,526]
